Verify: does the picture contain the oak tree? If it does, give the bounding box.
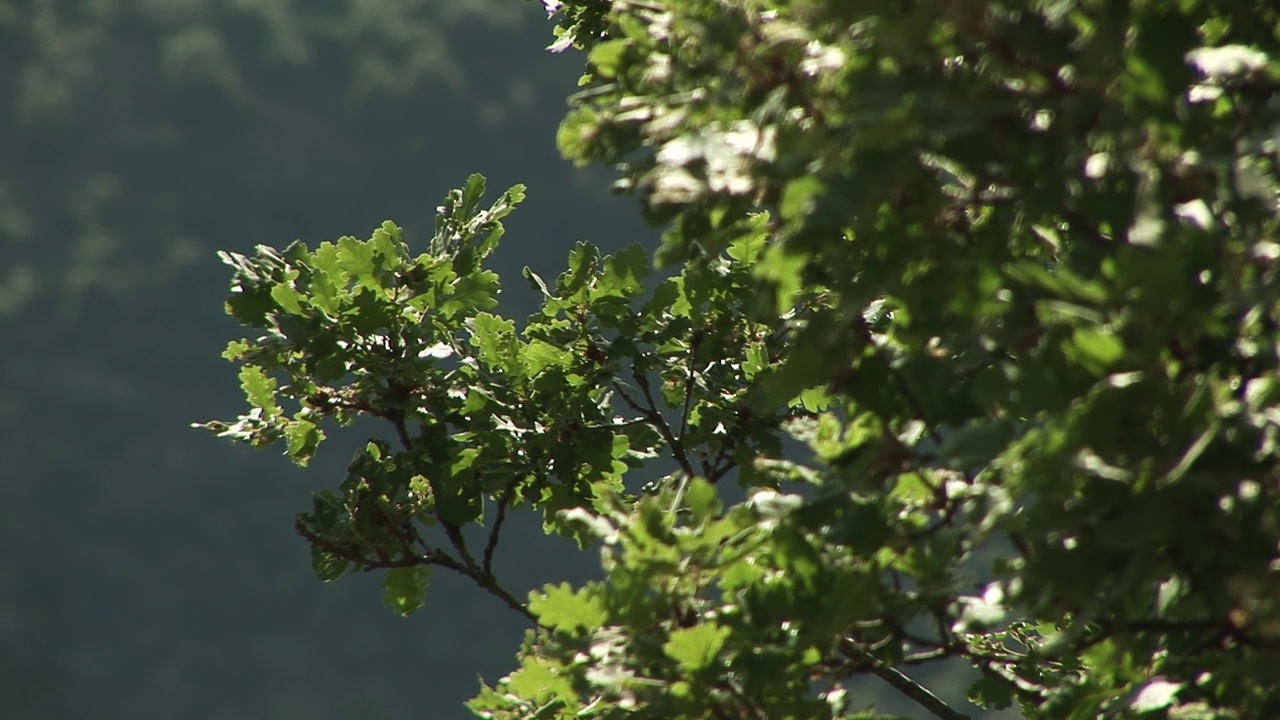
[201,1,1280,717]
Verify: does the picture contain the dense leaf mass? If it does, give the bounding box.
[205,1,1280,718]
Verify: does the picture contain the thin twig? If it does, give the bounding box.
[903,648,950,664]
[678,338,699,441]
[296,518,536,623]
[483,483,517,575]
[469,565,537,623]
[386,409,478,570]
[613,372,696,478]
[582,417,651,430]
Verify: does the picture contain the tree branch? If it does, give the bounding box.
[296,517,536,624]
[375,394,528,620]
[840,639,971,720]
[678,333,700,442]
[483,483,516,576]
[384,407,479,571]
[613,371,697,478]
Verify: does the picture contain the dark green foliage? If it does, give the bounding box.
[206,1,1280,718]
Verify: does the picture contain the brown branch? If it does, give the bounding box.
[483,483,517,576]
[678,332,701,442]
[840,639,971,720]
[613,371,697,479]
[384,408,479,571]
[364,392,534,621]
[296,517,536,623]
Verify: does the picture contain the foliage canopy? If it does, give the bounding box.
[202,1,1280,717]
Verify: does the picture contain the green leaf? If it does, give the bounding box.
[779,176,825,221]
[684,478,721,523]
[755,244,808,315]
[743,342,768,380]
[221,262,278,327]
[471,312,521,372]
[221,339,251,361]
[310,241,348,285]
[524,339,572,376]
[641,277,689,323]
[663,622,731,672]
[1007,262,1108,304]
[442,270,500,318]
[796,387,831,413]
[588,38,629,79]
[460,173,487,220]
[270,282,305,315]
[726,224,768,263]
[434,466,484,525]
[523,266,554,299]
[597,243,649,298]
[557,241,599,296]
[285,418,324,466]
[239,366,278,412]
[529,582,606,633]
[496,182,526,213]
[382,566,432,617]
[757,339,826,412]
[310,546,349,583]
[557,106,601,166]
[408,475,434,508]
[336,236,382,292]
[1156,576,1183,618]
[506,655,575,706]
[1069,327,1125,373]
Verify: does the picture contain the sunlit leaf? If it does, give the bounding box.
[529,582,606,634]
[239,366,278,412]
[663,623,731,672]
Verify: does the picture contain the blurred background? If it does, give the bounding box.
[1,1,647,718]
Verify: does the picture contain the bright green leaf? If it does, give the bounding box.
[684,478,721,523]
[597,243,649,298]
[529,582,606,633]
[588,38,629,79]
[336,236,381,291]
[221,339,250,361]
[270,282,305,315]
[1070,327,1125,371]
[663,622,731,672]
[471,312,521,372]
[285,418,323,466]
[524,339,572,376]
[239,366,278,412]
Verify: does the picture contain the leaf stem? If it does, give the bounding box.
[613,369,697,479]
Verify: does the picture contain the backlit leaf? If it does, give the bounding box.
[239,366,278,412]
[382,566,432,617]
[529,582,606,633]
[663,623,730,672]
